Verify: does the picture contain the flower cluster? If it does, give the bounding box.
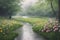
[0,19,22,40]
[0,19,22,34]
[41,19,60,32]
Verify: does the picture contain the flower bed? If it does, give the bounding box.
[19,18,60,40]
[0,18,22,40]
[32,19,60,40]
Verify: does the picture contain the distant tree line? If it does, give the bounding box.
[0,0,21,19]
[20,0,58,18]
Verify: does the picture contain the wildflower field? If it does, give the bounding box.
[18,17,60,40]
[0,17,22,40]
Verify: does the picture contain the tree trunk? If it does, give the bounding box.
[9,16,11,19]
[57,0,60,23]
[51,0,56,17]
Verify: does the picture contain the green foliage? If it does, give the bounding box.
[0,18,22,40]
[21,0,58,17]
[0,32,18,40]
[18,17,60,40]
[40,32,60,40]
[0,0,21,17]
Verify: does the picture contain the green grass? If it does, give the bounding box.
[0,17,22,40]
[0,32,18,40]
[17,17,60,40]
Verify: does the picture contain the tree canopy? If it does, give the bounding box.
[0,0,21,18]
[20,0,58,17]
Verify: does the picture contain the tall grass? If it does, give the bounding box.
[0,17,22,40]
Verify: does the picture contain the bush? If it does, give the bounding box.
[33,18,60,40]
[0,32,18,40]
[0,18,22,40]
[20,18,60,40]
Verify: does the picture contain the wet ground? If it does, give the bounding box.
[15,23,46,40]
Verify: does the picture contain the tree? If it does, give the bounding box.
[50,0,56,16]
[0,0,21,19]
[20,0,58,17]
[46,0,58,17]
[58,0,60,22]
[22,0,57,17]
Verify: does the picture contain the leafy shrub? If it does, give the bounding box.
[21,18,60,40]
[32,18,60,40]
[39,19,60,40]
[0,18,22,40]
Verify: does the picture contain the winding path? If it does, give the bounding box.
[15,23,46,40]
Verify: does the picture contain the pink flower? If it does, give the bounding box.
[53,25,57,29]
[44,27,49,30]
[41,30,44,32]
[53,28,58,32]
[46,29,50,32]
[41,29,46,32]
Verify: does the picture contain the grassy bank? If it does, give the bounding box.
[17,17,60,40]
[0,17,22,40]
